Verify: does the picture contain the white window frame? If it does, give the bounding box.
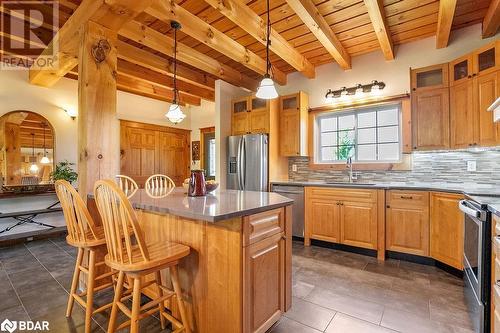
[314,103,402,164]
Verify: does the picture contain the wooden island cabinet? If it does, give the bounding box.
[89,189,293,333]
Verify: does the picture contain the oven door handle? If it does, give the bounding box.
[459,200,481,218]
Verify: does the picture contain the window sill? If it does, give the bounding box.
[308,154,412,171]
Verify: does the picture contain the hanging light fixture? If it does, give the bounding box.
[256,0,278,100]
[165,21,187,124]
[29,133,39,173]
[40,122,50,164]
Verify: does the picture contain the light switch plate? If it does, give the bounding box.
[467,160,476,172]
[292,164,298,172]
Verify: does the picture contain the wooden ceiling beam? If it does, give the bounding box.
[285,0,351,70]
[482,0,500,37]
[144,1,287,85]
[116,40,216,90]
[436,0,458,48]
[29,0,156,87]
[363,0,395,60]
[117,59,215,101]
[120,20,258,91]
[204,0,316,79]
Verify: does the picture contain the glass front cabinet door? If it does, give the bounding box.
[472,41,499,77]
[450,54,473,86]
[411,63,449,92]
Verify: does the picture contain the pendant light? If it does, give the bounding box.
[256,0,278,100]
[29,133,39,173]
[165,21,186,124]
[40,122,50,164]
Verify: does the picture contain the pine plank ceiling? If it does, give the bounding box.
[1,0,498,105]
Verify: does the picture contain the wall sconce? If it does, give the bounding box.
[63,107,77,119]
[325,80,386,102]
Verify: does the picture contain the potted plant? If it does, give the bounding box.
[51,160,78,185]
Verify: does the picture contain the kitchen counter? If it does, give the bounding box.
[105,188,293,222]
[271,181,500,196]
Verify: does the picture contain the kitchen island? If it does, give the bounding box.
[89,188,293,333]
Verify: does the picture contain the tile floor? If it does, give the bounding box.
[0,237,473,333]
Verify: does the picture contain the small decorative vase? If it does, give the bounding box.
[188,170,206,197]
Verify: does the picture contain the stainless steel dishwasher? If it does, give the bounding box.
[271,184,304,238]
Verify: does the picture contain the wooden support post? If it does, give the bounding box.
[77,21,119,197]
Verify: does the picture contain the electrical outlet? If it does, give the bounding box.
[292,164,297,172]
[467,160,476,172]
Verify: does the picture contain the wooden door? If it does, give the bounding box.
[279,109,300,156]
[411,88,450,150]
[340,200,378,250]
[475,70,500,146]
[305,198,340,244]
[411,63,449,92]
[243,232,284,333]
[430,192,464,270]
[249,109,269,134]
[450,54,473,86]
[473,41,499,77]
[157,131,190,185]
[386,191,429,256]
[232,112,249,135]
[450,79,475,148]
[121,126,157,186]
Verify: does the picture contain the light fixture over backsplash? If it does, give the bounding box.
[325,80,386,103]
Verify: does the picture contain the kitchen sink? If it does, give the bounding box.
[324,182,377,186]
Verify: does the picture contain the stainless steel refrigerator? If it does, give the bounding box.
[227,134,268,191]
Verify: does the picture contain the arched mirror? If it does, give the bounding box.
[0,111,55,188]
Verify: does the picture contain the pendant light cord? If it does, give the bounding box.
[173,26,178,104]
[31,133,35,157]
[42,123,46,155]
[266,0,271,76]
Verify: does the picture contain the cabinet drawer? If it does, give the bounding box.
[306,187,377,203]
[243,208,284,246]
[387,190,429,208]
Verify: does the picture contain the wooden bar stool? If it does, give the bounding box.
[145,174,175,191]
[54,180,116,333]
[115,175,138,198]
[93,179,191,333]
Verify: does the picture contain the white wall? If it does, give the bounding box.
[189,100,216,169]
[278,24,498,108]
[0,70,216,170]
[214,80,247,188]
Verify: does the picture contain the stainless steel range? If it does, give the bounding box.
[460,198,491,333]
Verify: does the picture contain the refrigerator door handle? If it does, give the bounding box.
[241,138,246,190]
[236,138,243,190]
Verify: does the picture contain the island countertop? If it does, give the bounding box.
[94,188,294,222]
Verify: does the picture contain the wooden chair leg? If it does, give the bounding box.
[85,249,96,333]
[155,272,166,330]
[107,271,124,333]
[170,266,190,333]
[130,277,142,333]
[66,247,84,317]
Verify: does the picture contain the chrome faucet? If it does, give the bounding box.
[346,157,354,183]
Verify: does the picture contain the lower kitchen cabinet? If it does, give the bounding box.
[430,192,464,270]
[243,232,285,333]
[386,191,430,256]
[305,187,378,251]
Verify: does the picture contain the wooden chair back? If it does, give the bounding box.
[93,179,150,266]
[54,179,100,245]
[145,174,175,192]
[115,175,138,198]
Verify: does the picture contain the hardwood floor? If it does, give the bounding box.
[0,238,472,333]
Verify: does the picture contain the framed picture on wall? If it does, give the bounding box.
[192,141,200,161]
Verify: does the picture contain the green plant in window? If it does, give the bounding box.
[337,132,354,160]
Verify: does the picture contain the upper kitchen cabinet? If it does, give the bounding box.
[475,71,500,146]
[450,77,475,148]
[450,54,473,86]
[279,92,309,157]
[472,41,499,77]
[231,96,271,135]
[411,63,449,92]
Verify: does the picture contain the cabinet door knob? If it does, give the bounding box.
[468,75,472,78]
[386,205,390,208]
[473,73,477,77]
[412,88,416,91]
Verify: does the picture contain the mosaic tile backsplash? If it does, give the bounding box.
[288,147,500,186]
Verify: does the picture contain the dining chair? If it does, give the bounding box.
[145,174,175,192]
[115,175,138,198]
[93,179,191,333]
[54,180,115,333]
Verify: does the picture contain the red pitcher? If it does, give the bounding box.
[188,170,206,197]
